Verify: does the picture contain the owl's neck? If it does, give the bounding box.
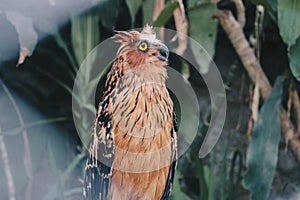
[124,64,167,85]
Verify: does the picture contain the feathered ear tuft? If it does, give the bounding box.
[142,24,155,35]
[112,30,134,45]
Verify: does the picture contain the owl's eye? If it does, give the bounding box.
[138,41,148,52]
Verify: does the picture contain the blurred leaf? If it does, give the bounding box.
[278,0,300,80]
[32,66,74,98]
[204,154,215,200]
[5,11,38,65]
[97,0,121,30]
[288,36,300,81]
[228,150,243,200]
[34,17,59,34]
[196,159,208,200]
[243,77,284,200]
[188,2,218,74]
[48,142,65,200]
[153,1,179,27]
[2,117,67,136]
[126,0,143,24]
[71,12,100,66]
[44,153,85,200]
[63,187,82,198]
[53,33,78,72]
[143,0,155,25]
[171,172,191,200]
[278,0,300,47]
[219,140,230,200]
[0,85,68,199]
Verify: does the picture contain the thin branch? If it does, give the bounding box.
[252,78,260,122]
[246,79,260,144]
[153,0,188,55]
[153,0,165,39]
[0,80,32,200]
[280,110,300,161]
[292,90,300,136]
[214,9,272,99]
[0,129,16,200]
[232,0,245,28]
[251,5,265,59]
[1,117,67,136]
[246,83,254,143]
[214,0,300,162]
[173,0,188,55]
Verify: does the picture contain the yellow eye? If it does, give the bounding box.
[138,41,148,51]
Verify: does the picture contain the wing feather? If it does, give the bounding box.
[161,112,178,200]
[84,62,120,200]
[84,100,114,200]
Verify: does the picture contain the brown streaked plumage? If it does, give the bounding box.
[84,25,177,200]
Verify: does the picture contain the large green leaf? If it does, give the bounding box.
[153,1,179,27]
[71,12,100,66]
[243,77,284,200]
[188,1,218,74]
[170,172,192,200]
[126,0,143,24]
[278,0,300,47]
[288,36,300,81]
[97,0,121,31]
[277,0,300,80]
[142,0,155,25]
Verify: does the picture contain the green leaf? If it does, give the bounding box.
[153,1,179,27]
[219,140,230,200]
[126,0,143,24]
[288,36,300,81]
[171,172,191,200]
[2,117,67,136]
[44,153,85,200]
[206,155,215,200]
[143,0,155,25]
[48,142,65,200]
[96,0,121,31]
[243,77,284,200]
[278,0,300,81]
[188,2,218,74]
[196,159,208,200]
[71,12,100,66]
[278,0,300,47]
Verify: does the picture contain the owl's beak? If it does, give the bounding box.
[156,43,169,61]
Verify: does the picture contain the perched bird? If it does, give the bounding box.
[84,25,177,200]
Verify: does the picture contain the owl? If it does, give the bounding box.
[84,25,177,200]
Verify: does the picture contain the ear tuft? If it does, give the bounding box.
[142,24,154,35]
[112,31,134,45]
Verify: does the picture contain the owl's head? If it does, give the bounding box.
[113,25,169,69]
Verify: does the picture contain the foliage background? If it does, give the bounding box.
[0,0,300,199]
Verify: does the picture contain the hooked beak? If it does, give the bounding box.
[156,43,169,61]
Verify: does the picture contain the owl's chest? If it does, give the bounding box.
[108,82,173,160]
[108,79,173,140]
[108,82,175,199]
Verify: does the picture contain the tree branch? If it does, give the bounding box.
[214,0,300,162]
